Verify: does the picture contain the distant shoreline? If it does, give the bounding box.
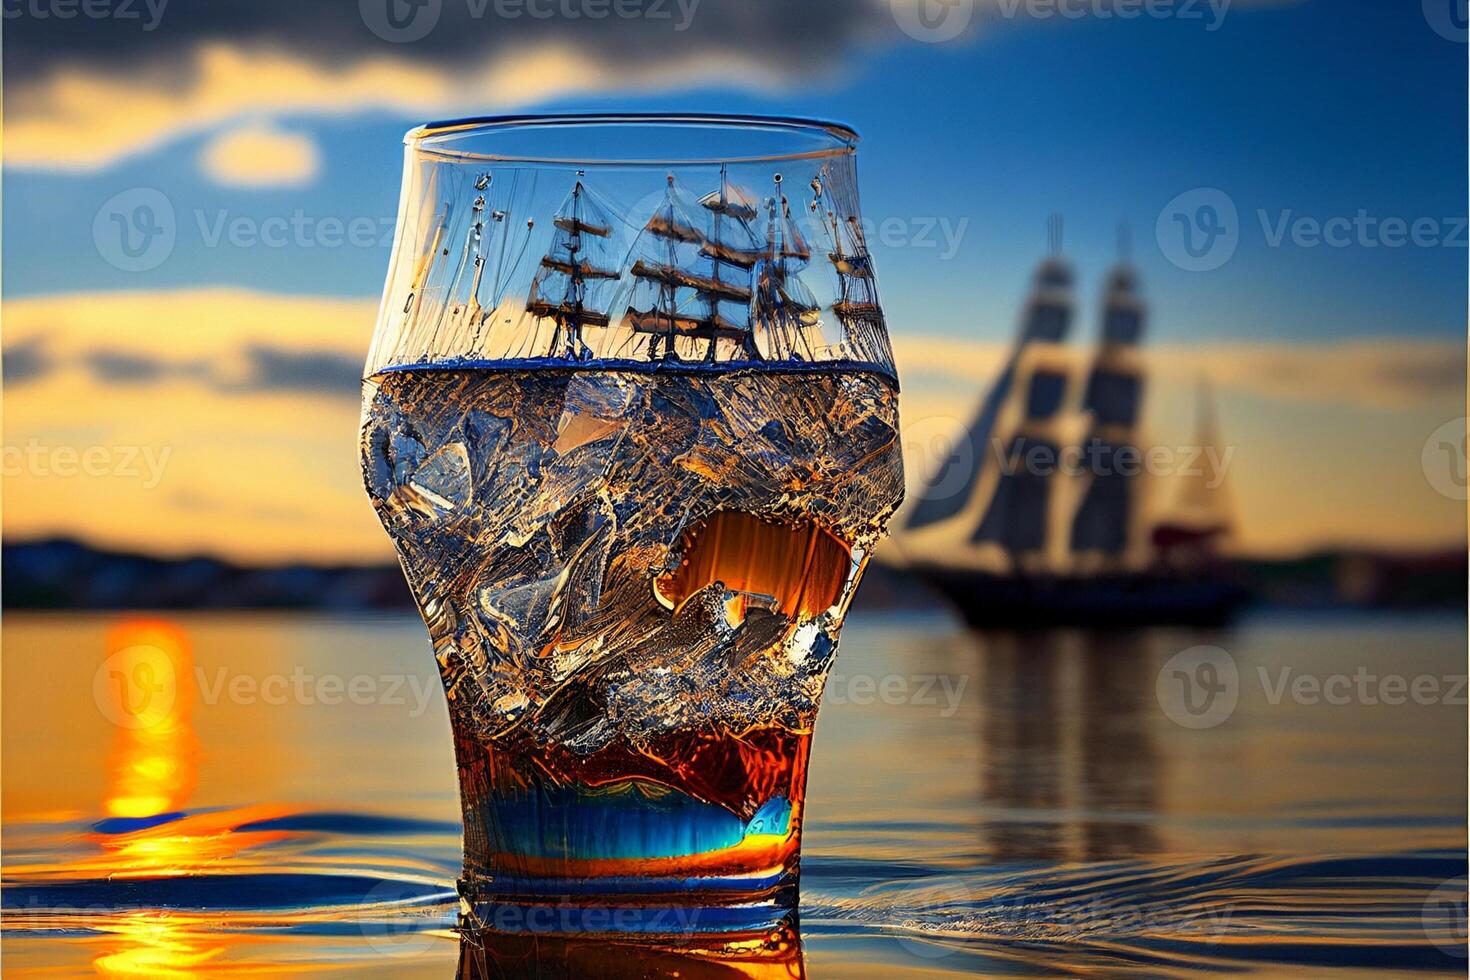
[3,538,1463,613]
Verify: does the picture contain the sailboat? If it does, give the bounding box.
[899,219,1249,629]
[818,177,895,368]
[625,173,761,362]
[526,178,622,360]
[750,174,822,362]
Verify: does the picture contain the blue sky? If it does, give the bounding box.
[3,0,1465,560]
[7,0,1465,344]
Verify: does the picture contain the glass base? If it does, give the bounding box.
[458,872,798,937]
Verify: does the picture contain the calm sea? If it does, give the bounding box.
[3,609,1466,977]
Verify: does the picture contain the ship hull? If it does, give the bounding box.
[908,564,1250,630]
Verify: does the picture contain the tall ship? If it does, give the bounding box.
[898,220,1249,628]
[526,178,623,360]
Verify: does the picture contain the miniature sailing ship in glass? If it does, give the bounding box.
[363,127,896,383]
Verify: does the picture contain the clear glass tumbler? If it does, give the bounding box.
[359,114,904,935]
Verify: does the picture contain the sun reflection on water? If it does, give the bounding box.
[98,620,198,820]
[85,621,295,975]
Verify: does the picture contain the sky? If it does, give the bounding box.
[3,0,1466,562]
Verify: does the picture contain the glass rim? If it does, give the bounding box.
[404,113,860,167]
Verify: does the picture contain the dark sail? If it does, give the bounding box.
[1069,258,1147,562]
[904,219,1075,536]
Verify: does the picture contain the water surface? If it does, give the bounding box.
[3,610,1465,976]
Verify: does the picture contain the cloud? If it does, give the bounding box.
[3,291,370,399]
[60,344,362,398]
[5,1,893,171]
[199,122,321,187]
[4,290,1459,411]
[80,348,206,383]
[2,337,55,387]
[235,344,364,397]
[2,288,1460,561]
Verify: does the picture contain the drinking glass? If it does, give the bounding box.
[359,114,904,935]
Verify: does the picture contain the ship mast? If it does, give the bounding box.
[697,165,763,361]
[750,174,820,362]
[1069,223,1148,573]
[627,173,756,362]
[818,176,889,366]
[526,176,619,360]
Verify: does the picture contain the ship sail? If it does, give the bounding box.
[526,179,621,360]
[902,217,1075,574]
[625,173,761,362]
[1069,242,1148,570]
[816,174,895,368]
[1152,379,1236,564]
[750,174,822,362]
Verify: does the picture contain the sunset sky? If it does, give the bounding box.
[3,0,1465,563]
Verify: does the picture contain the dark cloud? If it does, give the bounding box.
[80,348,186,383]
[238,344,363,397]
[4,342,361,399]
[3,337,55,386]
[5,0,893,91]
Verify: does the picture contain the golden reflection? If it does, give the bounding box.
[99,620,199,819]
[83,621,290,975]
